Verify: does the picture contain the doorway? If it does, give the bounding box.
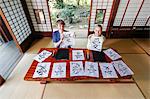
[48,0,91,37]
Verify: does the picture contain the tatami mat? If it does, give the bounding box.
[1,37,149,99]
[26,37,53,54]
[43,83,144,99]
[0,54,45,99]
[133,39,150,55]
[72,38,88,48]
[121,54,150,99]
[103,39,145,54]
[26,38,146,54]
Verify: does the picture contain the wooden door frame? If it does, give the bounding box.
[0,8,23,53]
[0,26,9,42]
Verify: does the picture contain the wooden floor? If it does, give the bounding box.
[0,37,149,99]
[0,41,22,79]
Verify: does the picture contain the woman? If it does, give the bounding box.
[52,20,66,48]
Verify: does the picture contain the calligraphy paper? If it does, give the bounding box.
[34,50,52,62]
[70,61,84,77]
[90,37,103,52]
[103,48,121,60]
[33,62,51,78]
[85,61,99,78]
[51,62,67,78]
[60,32,75,48]
[112,60,134,77]
[72,50,85,60]
[99,63,118,78]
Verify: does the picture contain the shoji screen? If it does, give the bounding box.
[0,0,32,44]
[113,0,129,26]
[26,0,52,32]
[89,0,114,32]
[113,0,150,27]
[134,0,150,26]
[121,0,143,26]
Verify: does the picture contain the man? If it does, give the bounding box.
[87,25,105,51]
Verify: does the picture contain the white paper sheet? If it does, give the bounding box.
[70,61,84,77]
[112,60,134,77]
[51,62,67,78]
[60,32,75,48]
[33,50,52,62]
[72,50,85,60]
[33,62,51,78]
[85,61,99,78]
[103,48,121,60]
[99,63,118,78]
[90,37,103,52]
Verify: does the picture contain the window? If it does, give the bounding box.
[95,9,106,24]
[34,9,46,24]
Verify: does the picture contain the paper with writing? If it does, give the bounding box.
[90,37,103,52]
[70,61,84,77]
[103,48,121,60]
[85,61,99,78]
[112,60,134,76]
[34,50,52,62]
[72,50,85,60]
[99,63,118,78]
[51,62,67,78]
[60,32,75,48]
[33,62,51,78]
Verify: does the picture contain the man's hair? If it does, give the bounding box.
[96,24,102,30]
[56,20,65,25]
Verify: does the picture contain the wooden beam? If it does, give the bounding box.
[0,26,9,42]
[106,0,120,38]
[105,0,116,38]
[46,0,53,33]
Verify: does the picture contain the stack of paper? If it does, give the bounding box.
[51,62,67,78]
[103,48,121,60]
[34,50,52,62]
[72,50,85,60]
[33,62,51,78]
[85,61,99,78]
[112,60,134,76]
[99,63,118,78]
[70,61,84,77]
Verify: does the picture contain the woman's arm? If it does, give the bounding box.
[53,37,63,48]
[52,31,64,48]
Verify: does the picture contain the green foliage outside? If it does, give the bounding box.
[48,0,103,28]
